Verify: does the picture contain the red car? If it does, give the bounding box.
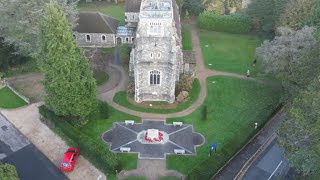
[59,147,80,172]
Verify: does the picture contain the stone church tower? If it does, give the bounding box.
[129,0,183,103]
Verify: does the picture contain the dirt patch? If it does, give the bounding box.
[8,73,44,103]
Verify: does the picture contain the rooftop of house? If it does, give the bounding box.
[125,0,142,12]
[74,12,118,34]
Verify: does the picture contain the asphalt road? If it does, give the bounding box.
[0,113,68,180]
[243,140,290,180]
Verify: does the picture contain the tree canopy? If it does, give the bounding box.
[38,2,97,118]
[0,0,78,57]
[278,75,320,175]
[0,163,19,180]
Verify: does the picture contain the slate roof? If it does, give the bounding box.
[75,12,118,34]
[125,0,142,12]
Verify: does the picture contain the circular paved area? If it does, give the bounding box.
[102,120,205,159]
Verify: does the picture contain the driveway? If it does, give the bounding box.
[0,112,67,180]
[0,104,106,180]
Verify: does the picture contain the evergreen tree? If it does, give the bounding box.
[38,2,97,118]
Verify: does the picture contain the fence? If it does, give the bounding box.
[3,79,30,104]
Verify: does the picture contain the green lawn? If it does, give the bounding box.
[0,87,27,109]
[113,79,200,113]
[94,70,109,86]
[199,30,263,75]
[182,24,193,51]
[79,105,140,171]
[78,1,125,25]
[167,76,282,178]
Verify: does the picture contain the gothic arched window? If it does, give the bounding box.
[150,71,160,85]
[86,34,91,42]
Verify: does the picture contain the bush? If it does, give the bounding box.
[175,75,193,96]
[198,12,252,34]
[0,163,19,180]
[39,105,122,174]
[127,82,135,98]
[201,105,207,121]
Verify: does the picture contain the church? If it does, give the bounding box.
[128,0,183,103]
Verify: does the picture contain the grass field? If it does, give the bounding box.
[0,87,27,109]
[78,1,125,25]
[94,70,109,86]
[182,24,193,50]
[78,105,140,171]
[166,76,281,178]
[199,30,263,75]
[113,79,200,113]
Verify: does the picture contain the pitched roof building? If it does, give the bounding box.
[74,12,119,48]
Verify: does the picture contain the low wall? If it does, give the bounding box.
[3,79,30,104]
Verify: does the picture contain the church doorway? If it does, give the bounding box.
[117,37,122,45]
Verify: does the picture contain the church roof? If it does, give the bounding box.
[75,12,118,34]
[125,0,142,12]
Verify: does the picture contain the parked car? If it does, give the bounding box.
[59,147,80,172]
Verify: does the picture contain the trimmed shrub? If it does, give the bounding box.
[201,105,207,121]
[175,75,193,96]
[0,163,19,180]
[198,12,252,34]
[39,105,122,174]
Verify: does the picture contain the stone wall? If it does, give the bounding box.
[125,12,140,25]
[74,33,116,48]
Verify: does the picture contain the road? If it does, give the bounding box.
[243,140,290,180]
[0,112,68,180]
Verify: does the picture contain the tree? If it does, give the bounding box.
[204,0,242,14]
[183,0,205,16]
[256,26,319,99]
[245,0,289,33]
[0,0,78,57]
[0,163,19,180]
[278,75,320,176]
[38,2,97,118]
[0,37,30,72]
[279,0,315,30]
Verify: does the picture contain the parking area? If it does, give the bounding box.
[102,120,205,159]
[0,112,67,180]
[243,140,290,180]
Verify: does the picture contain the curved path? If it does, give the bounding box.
[98,24,257,119]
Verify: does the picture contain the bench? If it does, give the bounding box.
[174,149,185,154]
[120,147,131,152]
[125,120,134,125]
[173,122,183,127]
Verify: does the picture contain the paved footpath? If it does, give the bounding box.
[0,103,106,180]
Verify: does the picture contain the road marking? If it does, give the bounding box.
[268,160,283,180]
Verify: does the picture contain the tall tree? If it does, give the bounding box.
[279,0,315,30]
[38,2,97,118]
[278,75,320,175]
[256,26,319,99]
[245,0,289,33]
[0,0,78,57]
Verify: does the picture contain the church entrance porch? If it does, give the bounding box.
[102,120,205,159]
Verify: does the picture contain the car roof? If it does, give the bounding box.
[62,152,74,162]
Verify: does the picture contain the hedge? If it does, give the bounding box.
[198,12,252,34]
[39,105,122,175]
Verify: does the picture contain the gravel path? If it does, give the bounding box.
[0,103,106,180]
